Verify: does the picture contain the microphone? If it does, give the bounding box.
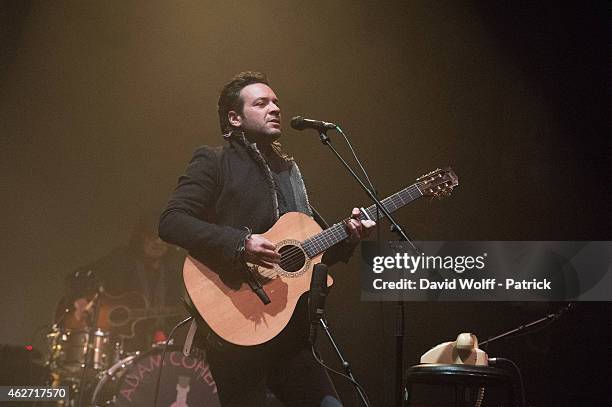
[291,116,337,131]
[308,263,329,345]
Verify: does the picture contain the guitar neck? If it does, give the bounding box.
[302,183,423,258]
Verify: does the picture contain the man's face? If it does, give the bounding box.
[229,83,281,143]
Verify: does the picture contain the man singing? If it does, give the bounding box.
[159,71,374,407]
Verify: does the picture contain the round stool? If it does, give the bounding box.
[404,364,515,407]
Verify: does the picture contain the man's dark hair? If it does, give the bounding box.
[217,71,269,134]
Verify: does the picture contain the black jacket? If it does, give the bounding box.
[159,133,351,285]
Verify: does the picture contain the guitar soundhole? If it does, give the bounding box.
[278,244,306,273]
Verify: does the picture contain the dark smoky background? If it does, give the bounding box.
[1,1,609,405]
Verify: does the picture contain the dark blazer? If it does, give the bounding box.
[159,132,352,286]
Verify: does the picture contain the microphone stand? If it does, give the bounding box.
[317,129,416,407]
[309,262,370,405]
[480,303,575,348]
[317,317,370,406]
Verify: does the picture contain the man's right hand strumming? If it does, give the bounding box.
[244,234,281,269]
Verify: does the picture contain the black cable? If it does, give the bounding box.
[489,357,526,407]
[152,315,193,407]
[311,345,372,407]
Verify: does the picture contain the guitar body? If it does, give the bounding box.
[183,212,333,347]
[55,291,184,338]
[55,292,147,332]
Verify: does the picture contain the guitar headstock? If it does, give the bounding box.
[416,167,459,199]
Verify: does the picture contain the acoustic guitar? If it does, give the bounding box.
[56,291,185,338]
[184,168,458,346]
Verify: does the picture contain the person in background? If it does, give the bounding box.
[63,213,185,352]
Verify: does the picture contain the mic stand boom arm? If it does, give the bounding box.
[317,131,414,245]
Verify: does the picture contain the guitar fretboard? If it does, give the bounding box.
[302,183,423,257]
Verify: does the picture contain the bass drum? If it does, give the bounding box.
[91,346,220,406]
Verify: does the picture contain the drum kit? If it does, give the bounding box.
[43,291,221,407]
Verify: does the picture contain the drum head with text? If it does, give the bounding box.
[113,347,220,406]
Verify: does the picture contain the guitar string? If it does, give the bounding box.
[261,194,441,275]
[257,182,439,274]
[276,225,349,270]
[257,244,315,275]
[276,187,414,266]
[279,198,422,269]
[287,226,346,260]
[261,180,454,276]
